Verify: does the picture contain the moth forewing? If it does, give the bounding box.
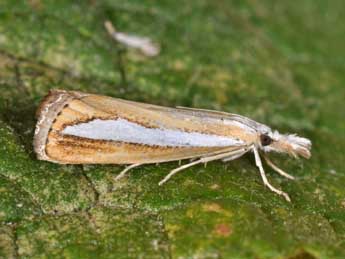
[34,90,250,164]
[34,89,312,202]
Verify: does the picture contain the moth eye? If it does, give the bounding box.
[260,134,273,146]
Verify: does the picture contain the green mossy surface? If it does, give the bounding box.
[0,0,344,258]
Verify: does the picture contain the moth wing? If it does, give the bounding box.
[47,136,247,164]
[174,106,269,132]
[176,106,238,117]
[110,98,239,121]
[37,90,253,164]
[40,91,248,164]
[113,99,265,132]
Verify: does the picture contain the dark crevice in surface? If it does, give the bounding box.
[1,97,37,156]
[0,49,116,88]
[11,223,19,259]
[115,47,128,87]
[286,250,318,259]
[13,62,29,96]
[78,165,100,210]
[0,48,145,100]
[0,49,68,78]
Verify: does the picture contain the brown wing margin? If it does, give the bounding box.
[33,90,82,161]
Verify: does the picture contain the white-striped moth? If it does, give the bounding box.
[34,89,312,202]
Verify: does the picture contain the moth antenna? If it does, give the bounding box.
[263,155,295,180]
[159,147,248,186]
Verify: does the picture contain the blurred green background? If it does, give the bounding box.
[0,0,344,258]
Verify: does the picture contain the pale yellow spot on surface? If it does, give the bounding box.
[209,183,220,190]
[186,208,195,218]
[202,203,232,217]
[314,188,325,202]
[273,207,289,218]
[202,203,223,213]
[0,34,7,45]
[172,60,186,71]
[340,200,345,208]
[17,235,34,257]
[0,227,16,258]
[165,224,180,238]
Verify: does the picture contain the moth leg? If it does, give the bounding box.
[158,147,247,186]
[253,148,291,202]
[158,160,202,186]
[115,163,143,180]
[263,155,295,180]
[222,149,248,162]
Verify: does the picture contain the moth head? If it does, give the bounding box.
[259,130,312,159]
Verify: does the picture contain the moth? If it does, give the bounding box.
[34,89,312,202]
